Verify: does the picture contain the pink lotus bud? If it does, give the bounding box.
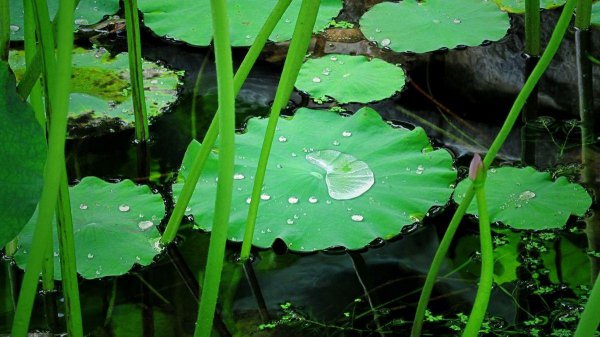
[469,154,483,181]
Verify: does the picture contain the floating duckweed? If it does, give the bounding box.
[79,203,88,210]
[351,214,364,222]
[118,204,130,212]
[288,196,299,204]
[308,196,318,204]
[137,220,154,231]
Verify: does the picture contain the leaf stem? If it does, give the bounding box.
[0,0,9,61]
[574,273,600,337]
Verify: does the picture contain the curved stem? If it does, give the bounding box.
[574,274,600,337]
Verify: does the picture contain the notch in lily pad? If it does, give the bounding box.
[360,0,510,53]
[9,0,120,41]
[295,54,406,104]
[14,177,165,279]
[9,48,182,138]
[453,167,592,230]
[174,107,457,252]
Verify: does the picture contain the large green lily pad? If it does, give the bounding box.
[174,107,456,252]
[360,0,510,53]
[0,62,46,248]
[14,177,165,279]
[453,167,592,230]
[295,54,406,103]
[590,1,600,28]
[9,0,119,41]
[138,0,342,47]
[493,0,566,13]
[9,48,181,137]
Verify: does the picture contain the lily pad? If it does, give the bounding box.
[453,167,592,230]
[359,0,510,53]
[14,177,165,279]
[493,0,566,13]
[0,62,46,248]
[137,0,342,47]
[295,54,406,103]
[9,0,119,41]
[9,48,181,137]
[174,107,456,252]
[590,1,600,28]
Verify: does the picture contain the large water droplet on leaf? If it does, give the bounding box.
[306,150,375,200]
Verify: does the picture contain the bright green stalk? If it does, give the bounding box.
[23,0,45,126]
[240,0,321,261]
[575,0,592,29]
[56,169,84,337]
[0,0,9,61]
[574,274,600,337]
[410,1,577,336]
[124,0,149,141]
[192,0,235,335]
[11,0,76,335]
[31,0,57,120]
[161,0,293,245]
[461,160,493,337]
[525,0,541,56]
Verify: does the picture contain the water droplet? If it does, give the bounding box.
[453,18,461,24]
[87,253,94,259]
[285,18,291,23]
[351,214,364,222]
[234,173,245,180]
[342,131,352,137]
[266,228,272,233]
[326,200,332,205]
[433,19,440,24]
[138,220,153,231]
[260,193,271,201]
[95,270,101,275]
[246,197,252,204]
[118,204,130,212]
[375,28,382,33]
[330,56,338,61]
[9,25,20,32]
[415,165,425,175]
[245,34,252,39]
[278,135,287,142]
[135,256,141,261]
[276,164,283,169]
[332,140,340,146]
[519,190,536,201]
[291,152,297,157]
[74,18,88,25]
[79,203,88,210]
[381,38,391,47]
[53,251,59,257]
[322,68,331,76]
[185,206,192,212]
[312,77,322,83]
[286,219,294,225]
[150,79,158,84]
[308,196,318,204]
[342,73,351,78]
[288,196,299,204]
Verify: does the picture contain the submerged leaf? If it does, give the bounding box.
[174,107,456,252]
[15,177,165,279]
[9,48,181,137]
[9,0,119,41]
[360,0,510,53]
[138,0,342,46]
[493,0,566,13]
[295,54,406,103]
[0,62,46,248]
[453,167,592,230]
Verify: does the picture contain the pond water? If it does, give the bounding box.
[1,3,600,337]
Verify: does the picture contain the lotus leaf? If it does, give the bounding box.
[295,54,406,103]
[590,1,600,28]
[493,0,566,13]
[173,107,456,252]
[0,62,46,248]
[453,167,592,230]
[9,48,181,137]
[137,0,342,46]
[9,0,119,41]
[14,177,165,279]
[360,0,510,53]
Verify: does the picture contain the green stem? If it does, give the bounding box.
[0,0,9,61]
[461,170,493,337]
[410,1,577,336]
[192,0,235,335]
[10,0,76,335]
[160,0,293,245]
[525,0,541,56]
[23,0,45,126]
[240,0,321,261]
[574,274,600,337]
[575,0,592,29]
[124,0,149,141]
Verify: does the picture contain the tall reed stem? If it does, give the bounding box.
[11,0,76,335]
[124,0,149,141]
[23,0,45,126]
[192,0,235,336]
[161,0,293,245]
[0,0,9,61]
[410,1,577,336]
[574,273,600,337]
[240,0,321,261]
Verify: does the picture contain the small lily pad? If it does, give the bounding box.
[493,0,566,13]
[174,107,456,252]
[9,48,181,137]
[359,0,510,53]
[453,167,592,230]
[295,54,406,103]
[0,62,46,248]
[14,177,165,279]
[138,0,342,47]
[9,0,119,41]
